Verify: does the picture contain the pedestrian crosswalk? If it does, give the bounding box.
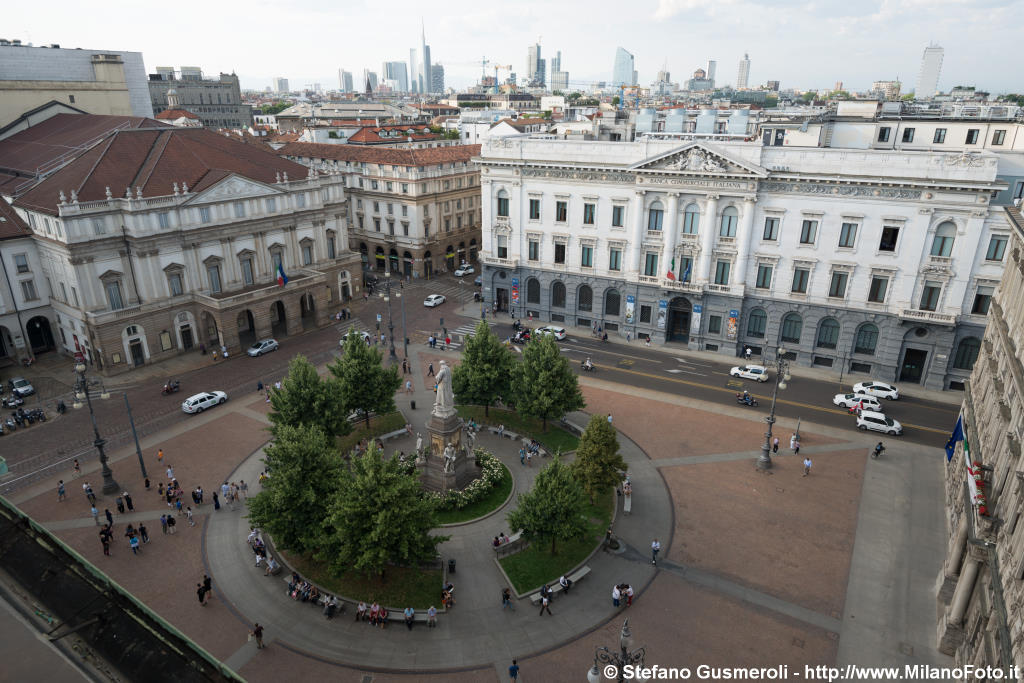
[335,318,373,341]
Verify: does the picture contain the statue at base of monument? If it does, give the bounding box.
[443,442,456,473]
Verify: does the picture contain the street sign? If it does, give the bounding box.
[376,314,382,322]
[693,305,703,314]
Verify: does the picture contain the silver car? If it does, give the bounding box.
[247,339,279,357]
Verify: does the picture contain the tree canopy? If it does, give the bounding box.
[329,330,401,428]
[507,456,587,554]
[260,101,291,115]
[452,320,514,416]
[268,355,350,439]
[571,414,626,503]
[512,333,584,429]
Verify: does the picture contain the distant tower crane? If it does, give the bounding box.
[493,64,512,93]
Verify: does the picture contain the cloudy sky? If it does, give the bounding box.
[6,0,1021,93]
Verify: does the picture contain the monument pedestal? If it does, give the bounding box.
[419,411,479,492]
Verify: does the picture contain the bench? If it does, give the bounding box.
[488,427,520,441]
[529,565,592,605]
[492,531,523,556]
[623,494,632,515]
[384,609,430,624]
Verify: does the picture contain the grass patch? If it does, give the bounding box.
[280,550,442,609]
[499,489,614,594]
[336,411,406,454]
[434,462,513,525]
[456,406,579,453]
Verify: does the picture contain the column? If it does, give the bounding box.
[695,194,719,284]
[663,193,680,281]
[947,558,980,625]
[733,197,757,286]
[629,190,646,274]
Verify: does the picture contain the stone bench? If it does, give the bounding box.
[492,531,523,556]
[529,566,592,605]
[488,427,520,441]
[623,494,632,515]
[384,610,430,624]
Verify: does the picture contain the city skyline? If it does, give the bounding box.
[5,0,1021,93]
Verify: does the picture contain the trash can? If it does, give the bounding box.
[448,558,456,574]
[411,400,416,410]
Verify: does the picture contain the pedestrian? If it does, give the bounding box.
[405,379,413,394]
[100,530,110,555]
[167,515,176,534]
[794,439,801,455]
[197,584,208,606]
[157,448,164,463]
[166,465,174,480]
[427,362,435,377]
[115,496,125,514]
[607,414,613,424]
[129,534,140,555]
[175,499,183,515]
[502,587,513,610]
[526,450,532,467]
[221,345,227,359]
[509,660,519,681]
[73,459,81,478]
[745,346,752,361]
[789,433,797,451]
[84,482,95,504]
[158,482,164,497]
[612,584,621,607]
[803,457,812,477]
[124,492,134,511]
[160,514,168,534]
[427,605,437,627]
[519,447,526,466]
[144,477,150,490]
[58,480,66,502]
[139,523,149,543]
[105,508,113,527]
[538,594,552,616]
[651,538,661,565]
[559,574,572,594]
[203,574,213,599]
[445,335,451,348]
[257,380,263,393]
[186,506,195,526]
[404,606,415,630]
[91,505,100,525]
[498,424,505,439]
[626,584,634,607]
[772,437,779,454]
[213,491,220,510]
[627,332,631,343]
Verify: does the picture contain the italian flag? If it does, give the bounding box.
[666,257,676,281]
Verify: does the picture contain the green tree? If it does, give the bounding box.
[260,101,290,115]
[571,414,626,503]
[321,443,446,578]
[566,91,582,102]
[764,96,779,109]
[269,355,350,438]
[513,334,584,429]
[329,330,401,429]
[452,320,514,416]
[507,456,587,554]
[247,424,342,553]
[612,96,620,106]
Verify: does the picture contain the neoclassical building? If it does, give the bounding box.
[7,122,358,374]
[477,137,1012,390]
[935,205,1024,672]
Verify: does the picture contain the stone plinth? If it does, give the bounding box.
[418,411,479,492]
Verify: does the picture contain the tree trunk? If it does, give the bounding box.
[363,411,371,429]
[484,402,489,417]
[550,537,557,554]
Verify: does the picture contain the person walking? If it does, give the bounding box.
[519,447,526,466]
[124,492,134,511]
[197,583,208,606]
[509,660,519,681]
[186,506,195,526]
[100,529,111,555]
[538,594,552,616]
[91,505,100,525]
[745,346,752,361]
[526,450,532,467]
[157,448,164,463]
[139,523,150,543]
[502,587,514,610]
[612,584,621,607]
[115,496,125,514]
[105,508,114,527]
[250,623,264,649]
[803,457,812,477]
[160,514,168,534]
[129,534,140,555]
[772,437,779,454]
[427,362,435,377]
[626,584,634,607]
[651,538,661,565]
[58,480,66,502]
[203,575,213,600]
[73,459,82,478]
[167,515,177,534]
[427,605,437,627]
[794,439,801,455]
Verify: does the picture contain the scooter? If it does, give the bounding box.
[736,393,759,407]
[161,380,181,395]
[56,400,67,415]
[11,411,24,427]
[581,361,597,373]
[872,443,886,459]
[28,408,46,422]
[2,395,24,408]
[5,416,16,432]
[19,408,34,425]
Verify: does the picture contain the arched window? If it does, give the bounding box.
[816,318,840,349]
[605,289,621,317]
[577,285,593,311]
[854,323,879,355]
[719,206,738,237]
[682,204,700,235]
[780,313,803,344]
[551,281,566,308]
[746,309,767,338]
[526,278,540,304]
[496,189,509,218]
[647,201,664,231]
[930,221,956,257]
[953,337,981,370]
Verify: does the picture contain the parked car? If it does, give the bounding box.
[833,393,883,412]
[729,365,769,382]
[8,377,35,397]
[856,410,903,436]
[535,326,567,341]
[853,381,899,400]
[473,276,482,287]
[424,294,446,307]
[454,265,474,277]
[181,391,228,414]
[339,331,373,347]
[247,339,279,357]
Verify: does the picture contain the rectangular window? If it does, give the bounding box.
[168,273,183,296]
[106,281,123,310]
[157,212,170,229]
[608,247,622,271]
[160,330,173,351]
[901,128,915,143]
[838,222,858,248]
[966,129,979,145]
[302,245,312,265]
[828,272,849,298]
[799,220,817,244]
[296,193,306,208]
[373,201,380,213]
[444,218,450,232]
[581,245,593,267]
[233,202,245,218]
[386,182,393,191]
[357,216,364,229]
[529,199,540,220]
[877,127,891,142]
[986,235,1008,261]
[868,275,888,303]
[387,203,394,214]
[583,203,596,225]
[208,265,222,293]
[357,199,363,209]
[639,305,652,323]
[644,252,658,277]
[933,128,947,143]
[402,205,408,217]
[708,315,722,334]
[265,198,276,212]
[791,268,809,293]
[1014,182,1024,200]
[13,254,29,273]
[919,281,941,311]
[755,264,773,289]
[992,130,1006,146]
[327,238,336,259]
[497,235,508,259]
[554,243,566,264]
[497,196,509,217]
[879,226,899,251]
[457,216,462,230]
[555,201,567,222]
[403,223,409,236]
[528,240,540,261]
[679,256,693,282]
[972,286,994,315]
[714,260,731,285]
[92,217,107,235]
[374,218,381,232]
[199,208,211,226]
[20,280,38,300]
[763,217,779,241]
[241,258,254,285]
[401,183,409,193]
[612,205,624,227]
[371,180,379,190]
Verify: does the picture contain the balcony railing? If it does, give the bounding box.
[706,283,732,293]
[645,230,663,240]
[662,279,702,293]
[899,308,957,325]
[637,275,659,284]
[482,256,518,268]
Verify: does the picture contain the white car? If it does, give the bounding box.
[424,294,446,307]
[339,331,372,347]
[8,377,35,397]
[454,265,475,277]
[853,381,899,400]
[856,410,903,436]
[730,364,769,382]
[247,339,279,357]
[833,393,882,412]
[181,391,228,414]
[535,326,567,341]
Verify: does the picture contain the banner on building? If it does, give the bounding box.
[511,278,519,305]
[625,295,636,325]
[727,309,739,340]
[657,300,667,329]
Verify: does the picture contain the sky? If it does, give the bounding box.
[6,0,1022,94]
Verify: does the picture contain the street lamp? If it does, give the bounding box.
[756,346,792,471]
[73,362,120,494]
[587,619,647,683]
[378,272,398,361]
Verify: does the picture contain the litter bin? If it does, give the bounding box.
[411,400,416,410]
[448,558,456,574]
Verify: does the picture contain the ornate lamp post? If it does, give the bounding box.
[586,619,646,683]
[379,272,398,361]
[73,362,119,494]
[756,346,792,471]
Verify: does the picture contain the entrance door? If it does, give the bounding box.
[130,340,145,367]
[180,326,194,350]
[496,288,509,312]
[899,348,928,384]
[666,297,691,343]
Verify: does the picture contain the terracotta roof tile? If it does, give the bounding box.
[276,142,481,167]
[0,195,31,240]
[155,109,200,120]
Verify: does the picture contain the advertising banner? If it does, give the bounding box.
[624,294,636,325]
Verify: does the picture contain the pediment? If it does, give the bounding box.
[630,143,768,178]
[185,174,284,205]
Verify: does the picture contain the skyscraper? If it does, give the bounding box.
[431,64,445,93]
[612,47,636,86]
[383,61,409,92]
[916,44,944,99]
[527,43,542,86]
[705,59,717,84]
[273,77,289,93]
[409,49,418,94]
[736,53,750,89]
[419,21,433,94]
[551,51,561,75]
[338,69,354,93]
[363,69,378,93]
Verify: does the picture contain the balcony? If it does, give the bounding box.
[706,283,732,294]
[677,233,698,243]
[482,256,518,268]
[662,278,702,294]
[637,275,659,285]
[928,255,953,267]
[494,216,511,230]
[899,308,957,326]
[645,230,663,240]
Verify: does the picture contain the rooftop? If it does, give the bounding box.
[0,195,31,239]
[278,142,480,168]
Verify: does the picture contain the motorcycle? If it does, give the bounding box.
[161,380,181,395]
[11,411,24,427]
[56,400,67,415]
[19,408,34,425]
[5,416,16,432]
[2,395,24,408]
[581,361,597,373]
[21,357,34,367]
[872,443,886,459]
[511,331,531,345]
[28,408,46,422]
[736,393,759,407]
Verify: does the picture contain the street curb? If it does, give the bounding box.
[438,461,516,528]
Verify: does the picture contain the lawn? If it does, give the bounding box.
[336,411,406,454]
[280,550,442,609]
[499,489,614,594]
[456,406,579,453]
[434,462,513,525]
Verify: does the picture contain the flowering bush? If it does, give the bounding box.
[429,449,507,511]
